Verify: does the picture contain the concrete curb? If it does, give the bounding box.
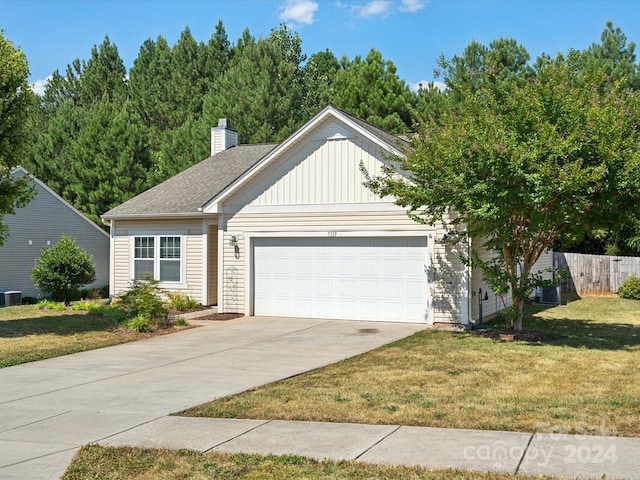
[100,417,640,479]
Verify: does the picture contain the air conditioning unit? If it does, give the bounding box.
[540,286,561,305]
[0,291,22,307]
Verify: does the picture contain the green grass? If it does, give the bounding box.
[63,445,561,480]
[181,297,640,437]
[0,302,188,368]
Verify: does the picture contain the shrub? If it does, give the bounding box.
[619,275,640,300]
[21,296,39,305]
[31,235,96,306]
[173,317,189,326]
[37,299,66,310]
[168,292,200,312]
[124,315,151,333]
[77,285,109,300]
[116,274,168,323]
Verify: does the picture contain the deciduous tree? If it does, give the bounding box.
[0,31,35,246]
[367,52,640,331]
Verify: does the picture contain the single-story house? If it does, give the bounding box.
[102,106,552,327]
[0,167,110,299]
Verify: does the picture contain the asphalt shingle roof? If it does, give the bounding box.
[102,143,276,218]
[338,109,411,153]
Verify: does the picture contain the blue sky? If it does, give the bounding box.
[3,0,640,94]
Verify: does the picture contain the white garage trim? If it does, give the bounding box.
[244,231,432,323]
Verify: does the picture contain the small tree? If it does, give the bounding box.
[31,235,96,305]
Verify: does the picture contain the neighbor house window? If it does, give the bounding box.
[133,235,182,282]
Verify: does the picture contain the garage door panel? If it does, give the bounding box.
[253,237,429,323]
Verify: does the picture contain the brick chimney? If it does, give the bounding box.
[211,119,238,156]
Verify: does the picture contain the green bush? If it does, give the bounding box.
[173,317,189,326]
[123,315,151,333]
[37,299,66,310]
[619,275,640,300]
[168,291,200,312]
[116,274,168,323]
[77,286,109,300]
[21,296,39,305]
[31,235,96,306]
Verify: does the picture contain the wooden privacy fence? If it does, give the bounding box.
[554,252,640,295]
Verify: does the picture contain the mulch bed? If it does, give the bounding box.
[470,328,558,343]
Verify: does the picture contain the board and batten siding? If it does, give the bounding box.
[111,218,205,302]
[228,122,393,210]
[0,169,109,298]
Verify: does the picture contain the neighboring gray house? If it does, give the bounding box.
[0,167,109,299]
[103,106,552,326]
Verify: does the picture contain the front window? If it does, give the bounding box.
[133,235,182,282]
[159,236,181,281]
[134,236,155,280]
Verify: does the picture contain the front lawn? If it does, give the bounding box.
[181,297,640,437]
[0,302,190,368]
[63,445,559,480]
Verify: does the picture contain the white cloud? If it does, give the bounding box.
[400,0,427,12]
[352,0,391,19]
[279,0,319,26]
[409,80,447,92]
[31,76,51,96]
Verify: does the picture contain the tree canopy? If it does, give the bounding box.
[0,30,35,246]
[367,47,640,330]
[25,21,430,216]
[19,20,640,277]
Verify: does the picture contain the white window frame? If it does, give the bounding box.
[131,234,184,285]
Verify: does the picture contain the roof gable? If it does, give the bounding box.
[203,106,408,213]
[11,167,108,237]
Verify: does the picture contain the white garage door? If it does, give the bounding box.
[253,236,429,323]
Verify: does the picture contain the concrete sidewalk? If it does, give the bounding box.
[101,416,640,479]
[0,314,424,479]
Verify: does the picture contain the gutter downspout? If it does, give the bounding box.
[101,218,115,299]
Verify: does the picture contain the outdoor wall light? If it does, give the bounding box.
[230,234,240,259]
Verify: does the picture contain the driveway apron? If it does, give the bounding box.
[0,316,424,479]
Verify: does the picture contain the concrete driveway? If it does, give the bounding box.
[0,316,424,479]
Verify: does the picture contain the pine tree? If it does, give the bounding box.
[330,49,417,133]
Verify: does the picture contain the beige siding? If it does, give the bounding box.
[221,120,467,323]
[112,218,205,302]
[470,237,512,322]
[532,249,554,281]
[228,119,391,209]
[223,207,466,324]
[433,232,468,326]
[470,239,555,321]
[207,225,218,305]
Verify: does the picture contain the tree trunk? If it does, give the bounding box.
[512,297,525,331]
